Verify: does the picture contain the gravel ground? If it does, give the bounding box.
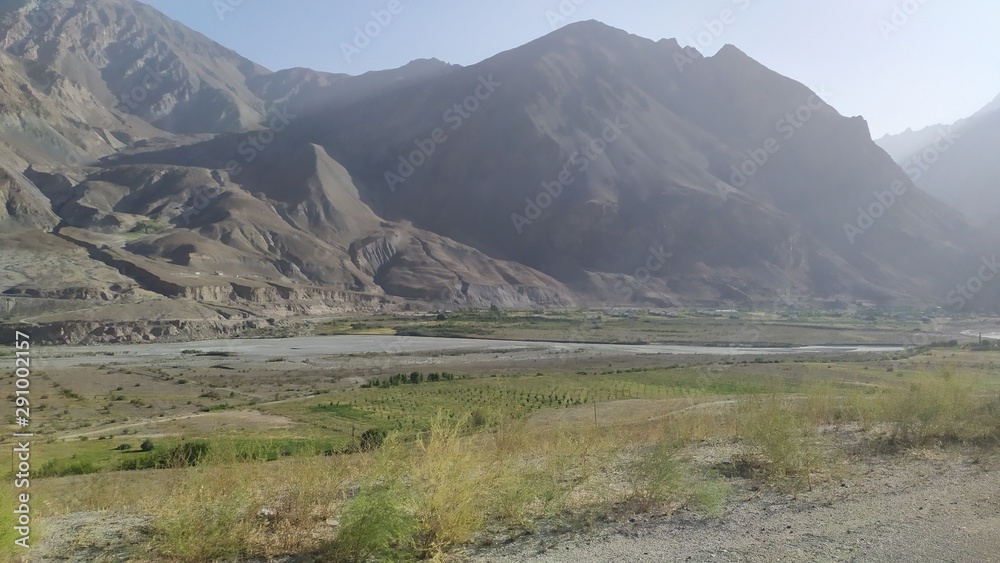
[27,512,151,562]
[471,451,1000,563]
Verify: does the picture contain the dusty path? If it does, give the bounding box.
[473,452,1000,562]
[57,394,314,440]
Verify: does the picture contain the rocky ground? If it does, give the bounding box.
[472,450,1000,562]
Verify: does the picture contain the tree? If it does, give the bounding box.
[488,303,503,321]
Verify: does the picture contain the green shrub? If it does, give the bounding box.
[37,458,98,478]
[120,441,210,471]
[328,482,419,562]
[360,428,387,452]
[737,395,819,490]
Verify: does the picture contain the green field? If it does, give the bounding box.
[310,308,942,346]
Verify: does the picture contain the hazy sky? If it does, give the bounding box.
[139,0,1000,138]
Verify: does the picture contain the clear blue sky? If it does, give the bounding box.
[139,0,1000,137]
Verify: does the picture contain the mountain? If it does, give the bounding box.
[0,0,271,134]
[0,2,995,341]
[246,59,459,119]
[286,21,978,305]
[877,123,960,163]
[876,94,1000,228]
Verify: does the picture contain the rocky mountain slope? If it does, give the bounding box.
[294,22,980,305]
[0,0,269,134]
[1,0,995,340]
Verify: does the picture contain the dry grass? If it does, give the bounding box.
[27,363,1000,561]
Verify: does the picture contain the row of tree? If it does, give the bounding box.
[361,371,458,388]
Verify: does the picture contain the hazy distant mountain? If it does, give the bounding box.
[877,124,961,163]
[0,1,994,324]
[247,59,459,119]
[877,94,1000,228]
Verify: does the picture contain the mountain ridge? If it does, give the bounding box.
[1,1,996,336]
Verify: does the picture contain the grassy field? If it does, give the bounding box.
[3,312,998,561]
[307,308,945,347]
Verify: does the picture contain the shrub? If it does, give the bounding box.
[37,458,98,478]
[140,439,154,452]
[170,442,211,466]
[328,482,418,562]
[469,408,489,429]
[736,395,819,490]
[358,428,387,452]
[120,441,210,471]
[877,371,993,447]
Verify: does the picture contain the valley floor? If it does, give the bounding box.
[6,315,1000,562]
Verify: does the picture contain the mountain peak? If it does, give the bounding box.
[546,19,642,43]
[714,43,751,60]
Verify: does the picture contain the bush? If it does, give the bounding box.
[469,408,489,429]
[115,443,133,451]
[878,372,992,447]
[736,395,819,490]
[170,442,211,466]
[358,428,387,452]
[625,442,728,516]
[328,483,418,562]
[120,441,210,471]
[37,458,98,478]
[140,439,154,452]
